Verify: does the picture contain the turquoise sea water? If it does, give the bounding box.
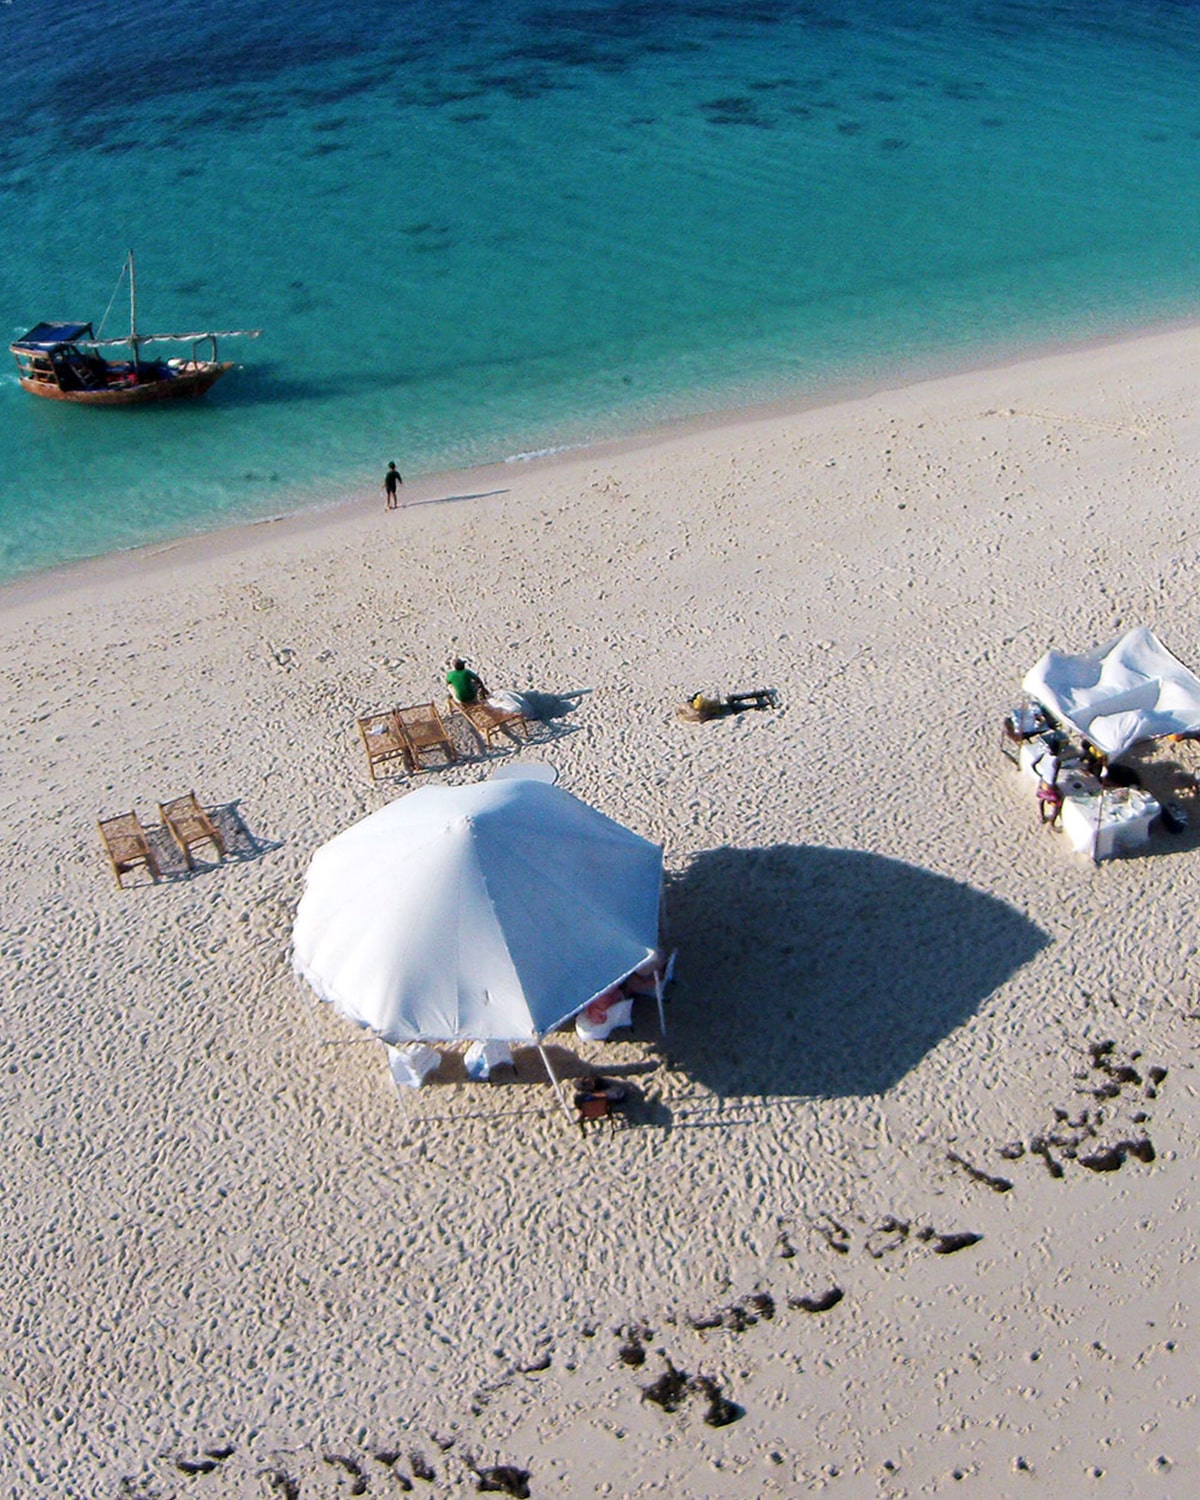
[3,0,1200,584]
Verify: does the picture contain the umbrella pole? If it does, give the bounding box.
[537,1042,575,1122]
[655,973,667,1039]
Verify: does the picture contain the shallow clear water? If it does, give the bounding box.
[3,0,1200,582]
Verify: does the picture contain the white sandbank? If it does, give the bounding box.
[3,324,1200,1497]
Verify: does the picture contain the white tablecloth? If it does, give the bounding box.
[1018,734,1096,789]
[1060,786,1160,859]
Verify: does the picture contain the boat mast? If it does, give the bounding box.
[128,249,140,373]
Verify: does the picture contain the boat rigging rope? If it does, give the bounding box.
[94,257,129,341]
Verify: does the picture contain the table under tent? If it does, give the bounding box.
[1004,626,1200,860]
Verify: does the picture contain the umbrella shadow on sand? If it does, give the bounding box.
[663,845,1049,1099]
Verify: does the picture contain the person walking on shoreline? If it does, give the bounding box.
[383,462,403,510]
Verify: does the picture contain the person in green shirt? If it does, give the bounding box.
[446,658,486,705]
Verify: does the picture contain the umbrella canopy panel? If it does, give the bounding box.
[292,779,662,1042]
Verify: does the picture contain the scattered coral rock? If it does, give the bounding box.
[323,1454,367,1496]
[262,1471,300,1500]
[175,1458,217,1476]
[865,1215,910,1259]
[789,1286,844,1314]
[807,1211,852,1254]
[947,1150,1013,1193]
[693,1374,742,1428]
[1080,1138,1155,1172]
[641,1360,691,1412]
[475,1464,532,1497]
[930,1232,982,1255]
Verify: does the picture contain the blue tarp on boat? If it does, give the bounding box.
[12,323,95,351]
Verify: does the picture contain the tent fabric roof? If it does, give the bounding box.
[12,322,94,351]
[1023,626,1200,760]
[292,778,663,1044]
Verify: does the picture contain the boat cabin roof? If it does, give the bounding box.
[12,322,96,352]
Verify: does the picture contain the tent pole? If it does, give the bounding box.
[537,1042,575,1122]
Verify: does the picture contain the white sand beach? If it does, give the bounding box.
[4,326,1200,1498]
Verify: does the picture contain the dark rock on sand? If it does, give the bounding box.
[693,1374,742,1427]
[262,1471,300,1500]
[1080,1138,1155,1172]
[789,1286,844,1314]
[947,1150,1013,1193]
[640,1358,744,1426]
[641,1360,691,1412]
[617,1322,652,1365]
[808,1211,852,1254]
[1080,1146,1125,1172]
[929,1231,982,1255]
[688,1293,772,1332]
[475,1464,532,1497]
[175,1457,218,1476]
[373,1451,414,1488]
[410,1450,436,1481]
[1029,1137,1065,1179]
[865,1215,910,1258]
[324,1454,367,1494]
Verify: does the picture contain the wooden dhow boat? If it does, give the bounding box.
[10,252,260,405]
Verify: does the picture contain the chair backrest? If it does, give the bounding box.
[98,811,158,884]
[358,712,411,777]
[397,703,455,760]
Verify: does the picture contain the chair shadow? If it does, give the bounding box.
[211,801,281,862]
[662,845,1050,1099]
[440,691,586,764]
[145,800,280,880]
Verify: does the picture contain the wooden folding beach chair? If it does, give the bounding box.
[448,694,529,749]
[357,710,413,781]
[395,702,457,771]
[158,792,226,869]
[98,811,160,887]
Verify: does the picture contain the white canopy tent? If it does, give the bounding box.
[292,778,663,1106]
[1023,626,1200,762]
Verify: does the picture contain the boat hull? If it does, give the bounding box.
[16,360,233,405]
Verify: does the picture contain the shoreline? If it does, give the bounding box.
[5,308,1200,614]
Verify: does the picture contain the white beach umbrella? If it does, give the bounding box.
[292,778,662,1061]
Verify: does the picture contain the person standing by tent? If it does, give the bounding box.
[383,461,403,510]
